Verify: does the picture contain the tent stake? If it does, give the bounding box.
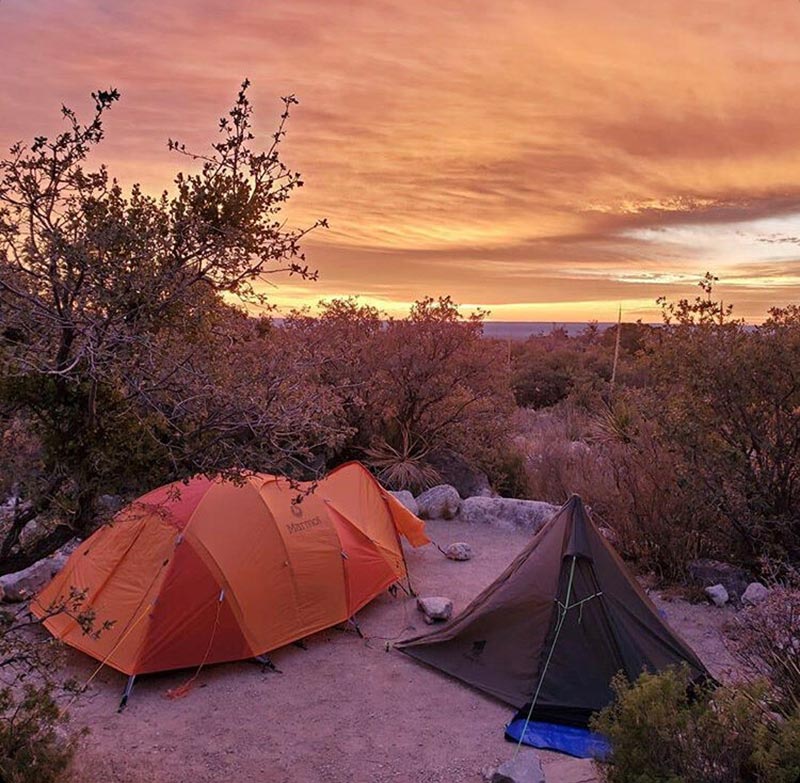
[118,675,136,713]
[252,654,282,674]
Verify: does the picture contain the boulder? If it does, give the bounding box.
[705,583,729,607]
[489,753,545,783]
[18,518,45,550]
[427,449,492,498]
[689,559,752,603]
[742,582,770,606]
[417,596,453,624]
[96,494,125,518]
[457,496,558,531]
[0,541,77,602]
[444,542,473,561]
[416,485,461,520]
[389,490,419,516]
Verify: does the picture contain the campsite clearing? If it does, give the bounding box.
[64,515,737,783]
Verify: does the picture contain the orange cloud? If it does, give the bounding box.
[2,0,800,321]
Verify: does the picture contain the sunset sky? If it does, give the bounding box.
[2,0,800,321]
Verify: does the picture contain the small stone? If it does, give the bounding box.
[741,582,770,606]
[705,583,729,607]
[417,596,453,624]
[445,542,473,561]
[598,526,618,545]
[689,559,752,603]
[481,764,497,783]
[491,752,545,783]
[415,485,461,520]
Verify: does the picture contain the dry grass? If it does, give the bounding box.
[513,401,717,582]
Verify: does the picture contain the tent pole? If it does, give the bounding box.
[349,615,364,638]
[395,532,416,597]
[376,491,418,597]
[118,675,136,713]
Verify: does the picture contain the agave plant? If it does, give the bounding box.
[591,398,639,445]
[362,426,441,493]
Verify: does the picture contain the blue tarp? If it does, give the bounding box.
[505,718,611,760]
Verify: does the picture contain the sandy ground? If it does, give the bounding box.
[61,518,738,783]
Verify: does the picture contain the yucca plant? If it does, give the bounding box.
[590,398,640,446]
[362,426,441,493]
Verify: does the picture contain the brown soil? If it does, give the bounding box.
[64,518,737,783]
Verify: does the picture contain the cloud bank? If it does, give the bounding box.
[2,0,799,320]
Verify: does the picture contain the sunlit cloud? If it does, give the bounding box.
[2,0,800,321]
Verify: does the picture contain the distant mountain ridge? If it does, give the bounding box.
[481,321,618,340]
[271,318,653,340]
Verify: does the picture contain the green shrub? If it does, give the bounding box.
[591,668,800,783]
[0,684,79,783]
[751,711,800,783]
[0,595,107,783]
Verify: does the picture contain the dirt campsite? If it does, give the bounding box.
[59,511,739,783]
[3,8,799,776]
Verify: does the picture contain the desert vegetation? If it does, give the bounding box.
[513,276,800,583]
[593,579,800,782]
[1,83,800,782]
[0,85,524,779]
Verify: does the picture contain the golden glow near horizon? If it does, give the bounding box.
[2,0,800,322]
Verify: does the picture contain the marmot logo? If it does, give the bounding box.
[286,516,323,534]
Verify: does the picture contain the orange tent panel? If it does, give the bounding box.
[32,463,427,676]
[328,505,398,615]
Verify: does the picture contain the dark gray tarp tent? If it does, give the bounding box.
[397,495,709,727]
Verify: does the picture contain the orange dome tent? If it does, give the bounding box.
[32,462,428,701]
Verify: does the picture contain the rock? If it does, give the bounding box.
[598,526,618,544]
[457,496,559,531]
[0,540,77,602]
[705,583,729,607]
[444,542,473,561]
[18,518,45,550]
[689,559,752,603]
[416,485,461,520]
[96,494,125,519]
[427,449,492,498]
[742,582,770,606]
[417,596,453,624]
[490,753,545,783]
[0,491,23,522]
[481,764,497,783]
[389,490,419,516]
